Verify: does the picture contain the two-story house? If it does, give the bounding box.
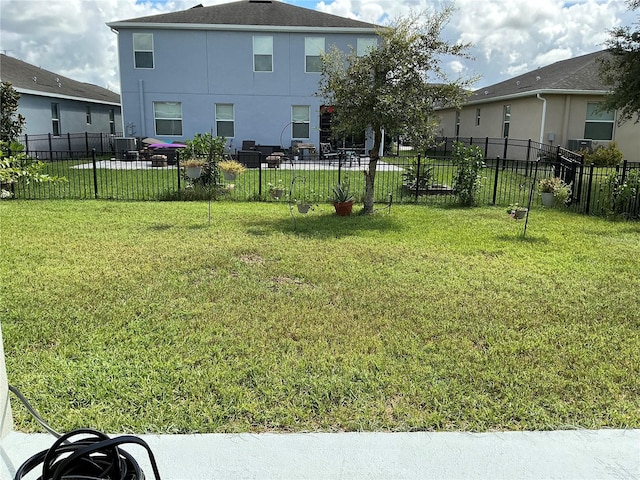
[437,51,640,161]
[0,54,122,139]
[107,0,379,154]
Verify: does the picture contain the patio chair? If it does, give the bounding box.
[320,143,340,164]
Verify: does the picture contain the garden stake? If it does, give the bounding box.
[522,158,540,238]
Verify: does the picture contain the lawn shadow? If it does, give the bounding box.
[495,233,550,244]
[243,204,403,239]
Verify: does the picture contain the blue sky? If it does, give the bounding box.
[1,0,637,93]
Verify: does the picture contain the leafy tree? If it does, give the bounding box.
[318,7,475,214]
[598,1,640,123]
[1,81,26,144]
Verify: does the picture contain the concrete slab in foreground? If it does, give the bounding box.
[2,429,639,479]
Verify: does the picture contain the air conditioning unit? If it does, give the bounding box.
[567,139,592,152]
[113,137,137,160]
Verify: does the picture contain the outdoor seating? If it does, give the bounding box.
[320,143,340,164]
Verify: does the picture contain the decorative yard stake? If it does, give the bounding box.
[522,159,540,238]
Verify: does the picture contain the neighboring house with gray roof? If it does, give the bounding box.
[107,0,379,153]
[438,51,639,160]
[0,54,121,137]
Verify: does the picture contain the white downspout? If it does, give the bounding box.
[537,93,547,144]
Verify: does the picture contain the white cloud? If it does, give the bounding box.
[0,0,636,93]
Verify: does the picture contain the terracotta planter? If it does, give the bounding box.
[333,201,354,216]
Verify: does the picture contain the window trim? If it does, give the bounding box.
[455,111,460,137]
[502,105,511,137]
[475,108,481,127]
[51,103,60,137]
[292,105,310,139]
[215,103,235,138]
[153,101,182,136]
[305,37,324,73]
[584,102,615,141]
[356,37,377,57]
[253,35,273,73]
[86,106,92,125]
[133,33,154,70]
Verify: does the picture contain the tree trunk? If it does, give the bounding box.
[363,128,382,214]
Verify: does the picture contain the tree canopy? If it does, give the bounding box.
[318,7,476,213]
[598,1,640,123]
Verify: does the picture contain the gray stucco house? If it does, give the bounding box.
[0,54,121,138]
[107,0,379,153]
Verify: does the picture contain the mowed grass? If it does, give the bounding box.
[1,200,639,434]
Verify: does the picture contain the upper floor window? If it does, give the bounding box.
[153,102,182,136]
[357,37,377,56]
[503,105,511,137]
[305,37,324,73]
[292,105,310,138]
[475,108,481,127]
[51,103,60,136]
[134,33,154,69]
[253,36,273,72]
[584,102,614,141]
[215,103,235,138]
[86,106,92,125]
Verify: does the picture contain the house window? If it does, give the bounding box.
[86,106,92,125]
[109,109,116,135]
[455,111,460,136]
[503,105,511,137]
[215,103,235,138]
[584,102,614,141]
[153,102,182,136]
[305,37,324,73]
[475,108,481,127]
[253,36,273,72]
[357,37,377,56]
[292,105,310,138]
[133,33,154,69]
[51,103,60,136]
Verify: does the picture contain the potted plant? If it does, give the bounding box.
[538,177,571,207]
[295,189,317,214]
[182,158,207,179]
[219,159,246,181]
[507,203,528,220]
[332,183,355,216]
[268,179,285,199]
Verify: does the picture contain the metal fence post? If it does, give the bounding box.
[176,150,181,192]
[415,154,421,203]
[85,132,90,157]
[92,149,99,199]
[492,156,500,205]
[585,163,595,215]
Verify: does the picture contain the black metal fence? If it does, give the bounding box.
[4,137,639,219]
[16,132,124,159]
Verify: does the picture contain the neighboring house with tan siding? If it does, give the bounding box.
[437,51,640,161]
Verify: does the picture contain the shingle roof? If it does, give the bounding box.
[468,50,611,104]
[0,54,120,105]
[109,0,378,30]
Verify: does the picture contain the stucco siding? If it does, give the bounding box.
[116,27,375,149]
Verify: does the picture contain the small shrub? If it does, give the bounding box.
[605,169,640,219]
[580,142,624,167]
[451,142,485,206]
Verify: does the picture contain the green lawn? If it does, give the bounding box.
[1,200,638,434]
